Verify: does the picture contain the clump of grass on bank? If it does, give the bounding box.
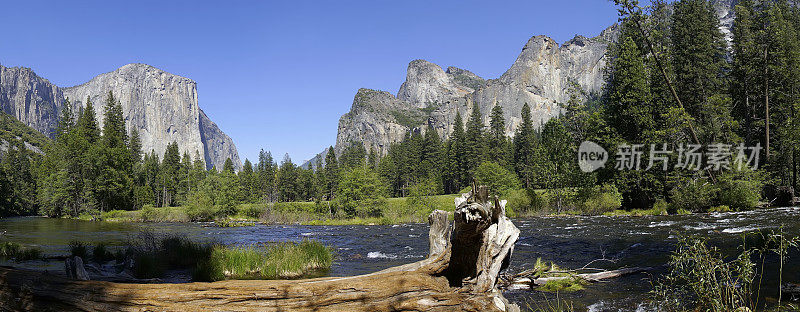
[69,240,89,259]
[75,232,334,281]
[0,241,43,261]
[199,239,333,280]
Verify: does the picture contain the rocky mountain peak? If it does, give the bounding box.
[397,59,476,108]
[0,63,240,171]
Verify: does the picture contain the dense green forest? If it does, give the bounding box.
[1,0,799,219]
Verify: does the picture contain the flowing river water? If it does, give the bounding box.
[1,207,800,311]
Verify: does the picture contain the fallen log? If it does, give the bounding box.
[0,183,521,312]
[505,267,651,290]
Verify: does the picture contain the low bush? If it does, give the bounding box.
[576,184,622,215]
[474,161,521,194]
[503,188,532,217]
[236,204,265,219]
[717,180,761,210]
[669,179,716,212]
[185,193,218,221]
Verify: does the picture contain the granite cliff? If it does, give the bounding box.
[305,0,740,167]
[0,63,240,171]
[304,25,615,168]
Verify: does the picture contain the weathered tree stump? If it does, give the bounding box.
[0,183,521,311]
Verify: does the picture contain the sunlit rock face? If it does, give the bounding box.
[0,65,63,137]
[307,0,739,168]
[0,63,240,171]
[305,24,616,168]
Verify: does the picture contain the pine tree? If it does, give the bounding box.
[671,0,734,143]
[487,104,509,166]
[323,146,339,200]
[95,92,133,211]
[257,149,277,202]
[446,111,468,193]
[57,99,74,139]
[159,142,181,207]
[339,141,367,169]
[513,103,537,189]
[240,159,255,202]
[606,35,653,142]
[77,98,100,144]
[277,154,298,201]
[731,0,760,145]
[465,102,487,172]
[223,158,235,173]
[129,128,142,165]
[102,91,127,148]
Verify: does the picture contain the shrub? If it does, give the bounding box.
[718,180,760,210]
[237,204,265,219]
[652,199,669,213]
[140,205,158,221]
[503,188,532,217]
[335,166,385,218]
[540,188,580,213]
[577,184,622,215]
[474,161,521,194]
[185,192,218,221]
[406,177,441,215]
[669,179,715,212]
[273,202,317,214]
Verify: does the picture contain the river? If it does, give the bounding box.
[2,207,799,311]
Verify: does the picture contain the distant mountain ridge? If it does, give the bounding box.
[0,63,241,171]
[303,0,738,168]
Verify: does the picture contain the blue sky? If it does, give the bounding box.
[1,0,619,164]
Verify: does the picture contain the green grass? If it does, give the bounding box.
[0,241,43,261]
[538,277,587,292]
[80,233,333,281]
[201,239,333,280]
[69,240,89,259]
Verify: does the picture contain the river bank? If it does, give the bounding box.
[2,208,799,310]
[76,197,756,226]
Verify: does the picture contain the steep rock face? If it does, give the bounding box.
[396,60,477,108]
[0,63,240,171]
[0,65,63,137]
[336,88,417,156]
[304,26,614,167]
[198,109,241,171]
[64,64,207,167]
[306,2,738,166]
